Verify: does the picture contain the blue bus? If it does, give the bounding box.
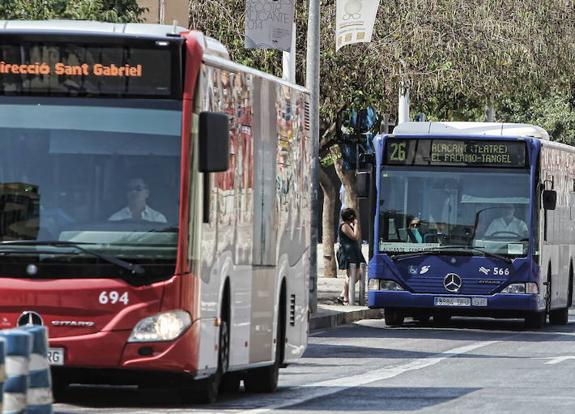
[367,122,573,328]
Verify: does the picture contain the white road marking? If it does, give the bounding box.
[543,355,575,365]
[238,340,499,414]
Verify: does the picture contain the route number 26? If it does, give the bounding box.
[493,267,510,276]
[99,291,129,305]
[389,142,407,161]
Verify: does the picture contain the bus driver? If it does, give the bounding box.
[108,177,167,223]
[485,204,527,238]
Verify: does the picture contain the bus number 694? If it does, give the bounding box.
[99,291,129,305]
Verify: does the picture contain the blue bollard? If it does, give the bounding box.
[19,326,52,414]
[0,330,32,414]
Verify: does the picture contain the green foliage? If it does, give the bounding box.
[189,1,575,149]
[0,0,145,22]
[499,94,575,145]
[190,0,310,82]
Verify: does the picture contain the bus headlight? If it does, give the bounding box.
[128,310,191,342]
[501,283,539,294]
[368,279,405,291]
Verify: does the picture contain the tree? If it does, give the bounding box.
[499,92,575,145]
[0,0,145,22]
[319,166,337,277]
[190,1,575,276]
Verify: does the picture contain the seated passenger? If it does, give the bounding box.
[108,177,167,223]
[485,204,527,238]
[407,218,424,243]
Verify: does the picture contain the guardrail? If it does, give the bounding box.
[0,326,53,414]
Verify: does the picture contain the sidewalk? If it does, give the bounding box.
[310,243,383,331]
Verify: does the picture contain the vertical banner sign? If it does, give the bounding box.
[336,0,381,51]
[245,0,295,52]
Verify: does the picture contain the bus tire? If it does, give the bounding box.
[244,360,279,393]
[525,311,545,329]
[245,283,286,393]
[220,372,241,393]
[181,300,230,404]
[384,308,404,326]
[549,307,569,325]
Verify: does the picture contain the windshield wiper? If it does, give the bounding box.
[390,250,440,261]
[439,245,512,263]
[390,245,512,263]
[0,241,145,275]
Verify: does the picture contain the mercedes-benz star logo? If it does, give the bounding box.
[443,273,462,293]
[17,311,44,327]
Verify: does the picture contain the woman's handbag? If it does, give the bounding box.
[336,247,347,270]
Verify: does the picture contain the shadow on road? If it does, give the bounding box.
[55,384,481,412]
[312,316,575,343]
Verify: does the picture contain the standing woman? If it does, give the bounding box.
[337,208,366,305]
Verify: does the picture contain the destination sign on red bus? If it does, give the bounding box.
[384,139,527,168]
[0,40,180,97]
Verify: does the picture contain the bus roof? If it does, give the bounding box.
[0,20,230,59]
[393,121,549,140]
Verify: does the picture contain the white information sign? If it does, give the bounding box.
[335,0,381,51]
[245,0,295,52]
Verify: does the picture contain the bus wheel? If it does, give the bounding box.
[384,308,404,326]
[245,290,285,393]
[180,319,229,404]
[220,372,241,393]
[244,359,279,393]
[244,326,280,393]
[549,308,569,325]
[525,312,545,329]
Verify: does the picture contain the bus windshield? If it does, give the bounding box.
[0,98,181,267]
[378,167,531,258]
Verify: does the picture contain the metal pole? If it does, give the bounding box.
[349,264,357,306]
[159,0,166,24]
[359,262,366,305]
[398,81,410,125]
[306,0,320,314]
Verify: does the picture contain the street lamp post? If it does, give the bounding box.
[306,0,320,313]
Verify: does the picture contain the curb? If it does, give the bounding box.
[309,307,383,332]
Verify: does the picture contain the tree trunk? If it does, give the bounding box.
[319,166,337,277]
[333,155,361,241]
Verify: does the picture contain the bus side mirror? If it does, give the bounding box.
[356,171,370,199]
[542,189,557,210]
[198,111,229,172]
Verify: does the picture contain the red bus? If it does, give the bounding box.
[0,20,311,403]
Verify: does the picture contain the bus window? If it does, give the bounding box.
[379,168,530,256]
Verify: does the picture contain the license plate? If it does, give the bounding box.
[47,348,64,366]
[472,297,488,307]
[434,297,471,307]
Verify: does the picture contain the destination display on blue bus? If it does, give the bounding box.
[384,139,527,168]
[0,41,179,98]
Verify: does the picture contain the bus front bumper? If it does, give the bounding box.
[368,290,540,315]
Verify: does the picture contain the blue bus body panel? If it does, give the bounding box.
[367,253,541,312]
[368,291,539,311]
